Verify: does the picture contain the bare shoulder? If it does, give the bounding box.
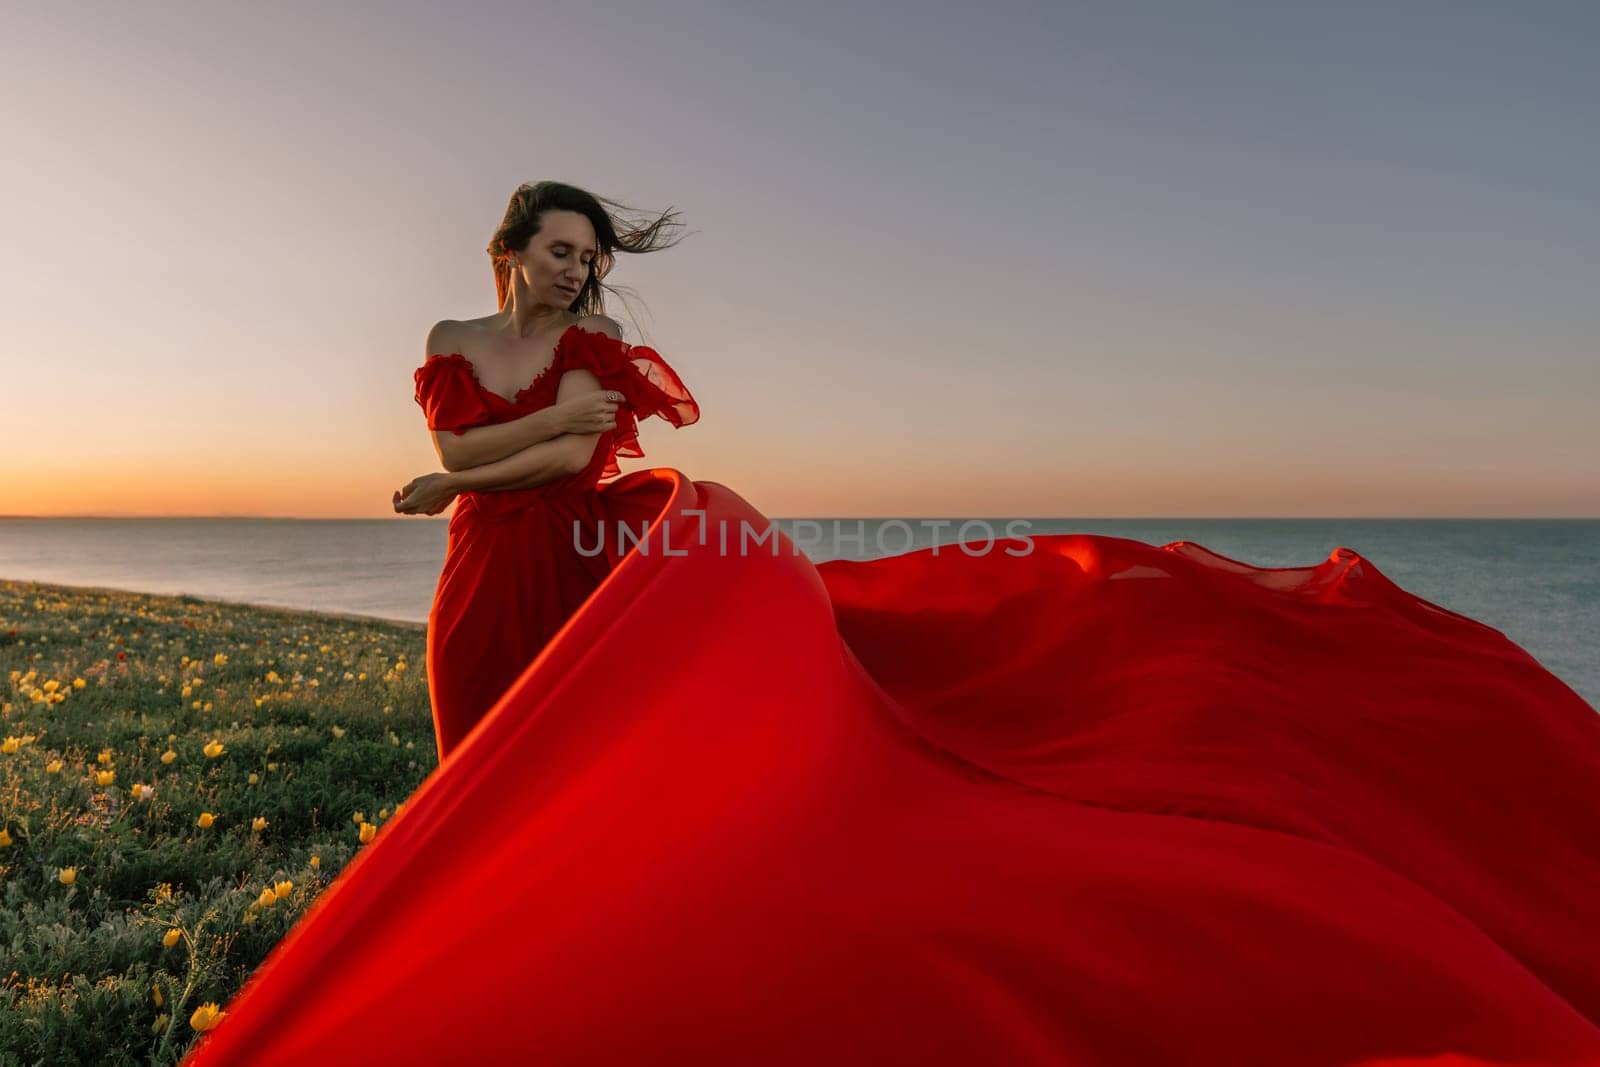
[428,313,514,349]
[425,319,466,356]
[573,313,623,340]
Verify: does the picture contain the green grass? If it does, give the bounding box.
[0,578,436,1064]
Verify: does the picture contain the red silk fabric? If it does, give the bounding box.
[184,467,1600,1066]
[411,323,699,759]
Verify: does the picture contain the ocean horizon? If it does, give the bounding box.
[2,516,1595,709]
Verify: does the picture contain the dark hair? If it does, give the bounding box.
[486,181,687,317]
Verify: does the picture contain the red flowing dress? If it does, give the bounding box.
[410,322,699,761]
[182,342,1600,1064]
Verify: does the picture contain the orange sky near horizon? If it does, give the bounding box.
[7,400,1594,518]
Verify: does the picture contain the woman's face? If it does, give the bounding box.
[514,210,596,309]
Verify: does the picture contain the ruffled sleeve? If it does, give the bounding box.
[413,354,494,437]
[553,325,701,480]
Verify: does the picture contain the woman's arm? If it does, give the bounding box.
[450,397,607,493]
[448,434,596,493]
[422,318,564,472]
[454,359,613,492]
[433,407,565,473]
[398,444,582,514]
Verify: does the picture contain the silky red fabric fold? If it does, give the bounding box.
[183,468,1600,1066]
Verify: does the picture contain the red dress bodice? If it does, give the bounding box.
[412,322,699,485]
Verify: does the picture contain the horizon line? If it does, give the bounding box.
[2,513,1597,522]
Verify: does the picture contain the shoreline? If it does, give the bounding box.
[0,575,428,632]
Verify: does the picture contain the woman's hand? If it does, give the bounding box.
[554,391,624,435]
[393,472,460,516]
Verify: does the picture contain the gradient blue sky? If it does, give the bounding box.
[3,1,1596,517]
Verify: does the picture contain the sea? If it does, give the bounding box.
[1,516,1594,710]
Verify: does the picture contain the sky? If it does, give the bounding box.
[2,0,1596,518]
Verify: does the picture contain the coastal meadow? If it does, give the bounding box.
[0,578,436,1064]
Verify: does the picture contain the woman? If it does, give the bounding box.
[185,183,1600,1066]
[392,181,699,761]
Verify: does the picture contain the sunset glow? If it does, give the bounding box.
[3,4,1595,518]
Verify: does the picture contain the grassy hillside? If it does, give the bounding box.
[0,578,436,1064]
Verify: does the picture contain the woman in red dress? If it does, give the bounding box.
[185,183,1600,1066]
[392,181,699,761]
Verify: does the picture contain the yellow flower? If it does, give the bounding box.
[310,855,320,870]
[251,816,267,831]
[189,1002,226,1032]
[97,747,113,764]
[256,886,276,907]
[266,761,278,772]
[0,828,11,847]
[130,783,152,800]
[43,679,61,693]
[378,806,389,820]
[160,749,176,764]
[181,686,192,698]
[330,725,346,739]
[358,821,376,844]
[45,759,63,774]
[247,772,259,785]
[351,811,364,824]
[58,866,76,885]
[393,660,407,673]
[196,812,215,829]
[95,769,116,786]
[203,740,224,759]
[73,677,86,689]
[162,928,181,948]
[273,879,293,900]
[358,672,367,681]
[213,653,228,667]
[153,983,164,1006]
[0,737,19,754]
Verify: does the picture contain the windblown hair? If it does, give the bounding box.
[486,181,687,316]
